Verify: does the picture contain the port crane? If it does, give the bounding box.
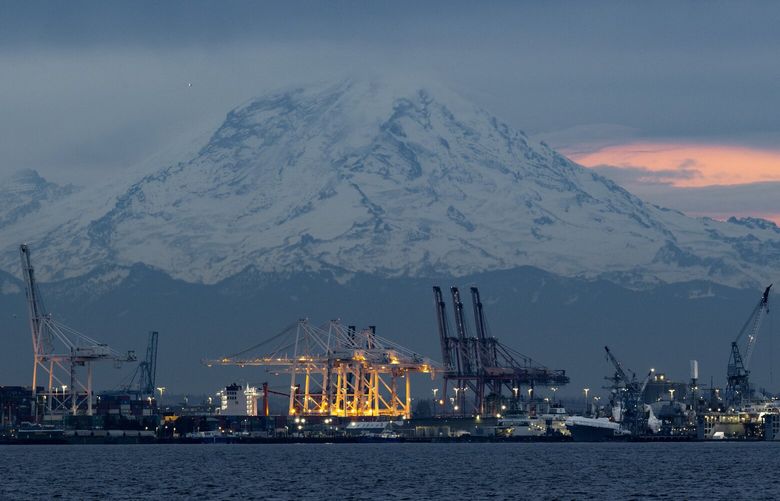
[20,244,136,419]
[725,284,772,408]
[604,346,652,435]
[204,319,439,419]
[433,286,569,416]
[122,331,159,398]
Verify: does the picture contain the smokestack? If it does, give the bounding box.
[690,360,699,381]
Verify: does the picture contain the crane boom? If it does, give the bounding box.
[450,287,473,376]
[20,245,50,362]
[742,284,771,369]
[433,287,454,371]
[603,346,648,435]
[604,346,634,384]
[136,331,159,397]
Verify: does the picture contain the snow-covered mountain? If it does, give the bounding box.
[0,169,78,230]
[0,80,778,288]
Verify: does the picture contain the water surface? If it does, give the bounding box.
[1,443,777,500]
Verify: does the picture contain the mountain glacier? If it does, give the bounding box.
[0,80,777,288]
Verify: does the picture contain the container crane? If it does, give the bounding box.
[725,284,772,408]
[433,285,569,416]
[122,331,159,398]
[204,319,439,419]
[19,244,135,419]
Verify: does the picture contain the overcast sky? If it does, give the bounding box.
[2,1,779,221]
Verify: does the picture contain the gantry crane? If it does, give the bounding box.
[122,331,159,398]
[604,346,652,436]
[204,320,439,419]
[433,286,569,416]
[20,244,136,419]
[725,284,772,408]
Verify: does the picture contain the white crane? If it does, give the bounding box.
[20,244,135,419]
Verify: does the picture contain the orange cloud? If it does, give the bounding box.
[570,142,780,187]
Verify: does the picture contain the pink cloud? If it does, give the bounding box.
[570,142,780,188]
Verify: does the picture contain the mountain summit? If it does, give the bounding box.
[1,80,777,287]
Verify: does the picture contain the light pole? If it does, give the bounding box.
[669,388,675,402]
[551,387,557,404]
[432,388,439,416]
[583,388,590,416]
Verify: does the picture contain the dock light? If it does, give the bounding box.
[496,413,501,419]
[501,405,507,411]
[454,405,459,411]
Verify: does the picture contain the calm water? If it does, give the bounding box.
[1,443,779,500]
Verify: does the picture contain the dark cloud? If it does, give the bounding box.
[591,165,702,186]
[591,167,780,222]
[677,158,699,169]
[1,1,780,184]
[638,181,780,214]
[592,163,780,223]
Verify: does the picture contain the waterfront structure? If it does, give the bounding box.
[204,320,438,419]
[432,286,569,417]
[19,245,136,420]
[218,384,261,416]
